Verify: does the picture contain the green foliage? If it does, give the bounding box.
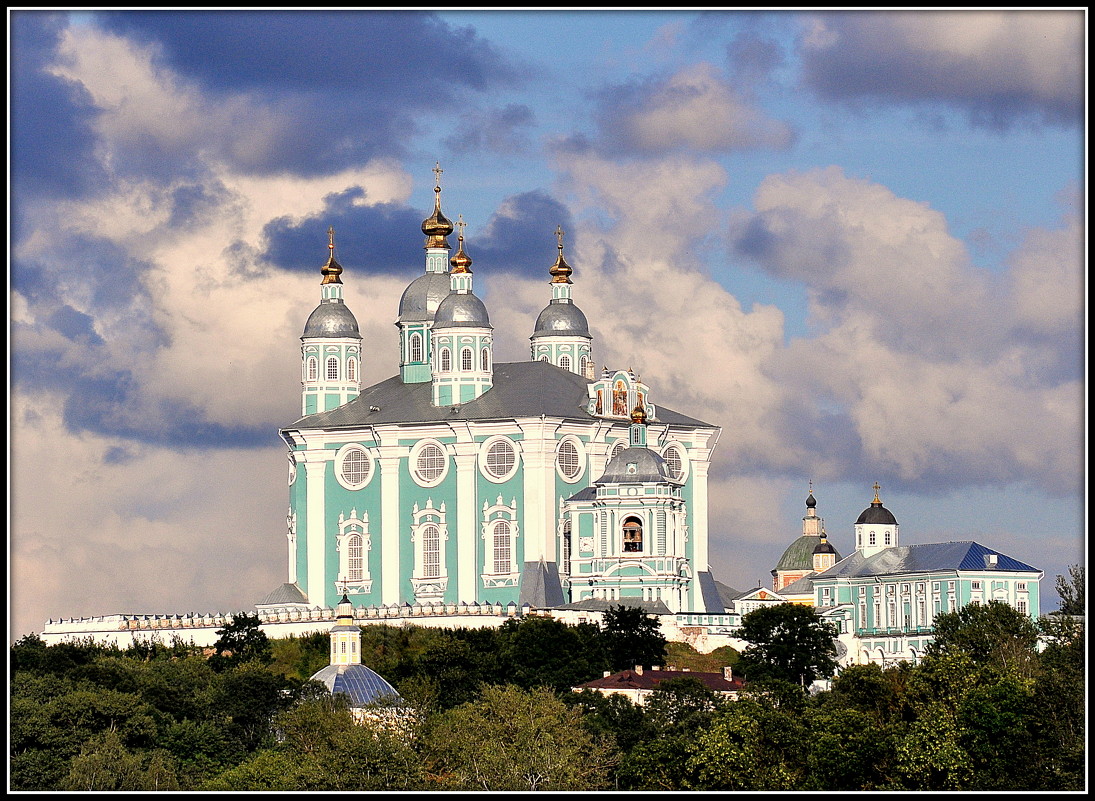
[664,640,739,672]
[926,600,1039,676]
[208,612,273,672]
[496,615,603,691]
[600,604,668,671]
[423,684,615,790]
[735,603,838,685]
[1054,563,1085,615]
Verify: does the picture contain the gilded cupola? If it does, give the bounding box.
[421,162,454,249]
[549,225,573,283]
[320,226,344,284]
[449,215,473,273]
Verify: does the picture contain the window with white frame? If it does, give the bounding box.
[662,444,687,481]
[411,442,449,487]
[561,520,572,575]
[492,521,512,574]
[559,354,571,372]
[971,580,982,591]
[410,332,423,363]
[480,437,519,482]
[335,445,373,490]
[1017,582,1027,591]
[336,509,371,590]
[481,347,489,371]
[609,440,627,460]
[1016,599,1028,615]
[869,531,876,546]
[440,348,451,372]
[347,358,356,382]
[327,357,339,380]
[421,524,441,578]
[556,438,583,481]
[461,347,473,371]
[307,357,318,381]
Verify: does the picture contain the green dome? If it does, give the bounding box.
[775,536,821,572]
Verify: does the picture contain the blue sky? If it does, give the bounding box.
[9,9,1086,639]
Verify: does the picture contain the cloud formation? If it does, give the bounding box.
[799,10,1084,128]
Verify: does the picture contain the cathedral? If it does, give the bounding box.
[262,165,725,617]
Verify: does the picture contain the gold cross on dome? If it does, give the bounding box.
[327,226,335,251]
[456,215,466,240]
[555,225,565,249]
[433,161,443,188]
[873,482,882,502]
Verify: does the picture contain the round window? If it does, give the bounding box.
[485,439,516,479]
[336,445,373,490]
[662,444,687,481]
[557,439,583,481]
[414,442,448,485]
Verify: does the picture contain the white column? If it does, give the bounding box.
[518,420,554,563]
[303,455,328,606]
[378,454,402,606]
[453,447,478,602]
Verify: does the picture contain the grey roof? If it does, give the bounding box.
[532,300,591,338]
[397,272,452,323]
[552,598,673,615]
[287,360,716,430]
[779,573,818,595]
[310,663,403,708]
[302,299,361,338]
[813,538,837,555]
[698,571,726,613]
[817,541,1040,579]
[856,501,898,525]
[255,583,309,606]
[595,446,677,485]
[714,580,744,607]
[434,291,491,328]
[519,560,566,608]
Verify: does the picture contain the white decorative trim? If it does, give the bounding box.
[660,442,689,482]
[481,495,520,585]
[478,435,521,483]
[555,435,586,483]
[288,454,297,485]
[334,443,375,490]
[410,439,451,488]
[335,508,372,594]
[410,500,449,600]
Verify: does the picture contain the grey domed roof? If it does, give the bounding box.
[532,300,590,338]
[398,272,453,323]
[813,537,838,555]
[434,291,491,328]
[856,501,898,526]
[596,447,677,485]
[309,663,403,708]
[302,299,360,338]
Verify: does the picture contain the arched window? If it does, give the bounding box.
[347,358,356,382]
[346,534,363,581]
[622,517,643,553]
[440,348,451,372]
[492,521,511,574]
[539,355,549,361]
[307,357,318,382]
[481,347,490,372]
[612,380,628,416]
[869,531,876,546]
[609,441,627,460]
[326,357,339,380]
[421,524,441,578]
[559,355,571,372]
[409,332,423,363]
[884,531,891,545]
[595,389,603,415]
[580,356,589,375]
[461,347,473,371]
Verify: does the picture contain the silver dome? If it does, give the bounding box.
[596,447,677,485]
[398,272,453,323]
[302,299,361,338]
[532,300,590,338]
[434,291,491,328]
[309,663,403,708]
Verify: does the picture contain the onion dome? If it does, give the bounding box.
[449,216,473,273]
[813,533,837,555]
[806,491,817,509]
[549,225,573,284]
[434,292,490,327]
[532,302,590,337]
[630,403,648,425]
[397,272,452,322]
[421,162,454,249]
[856,483,898,525]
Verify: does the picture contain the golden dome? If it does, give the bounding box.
[549,224,572,284]
[450,215,473,274]
[422,162,454,249]
[630,403,647,425]
[321,226,343,284]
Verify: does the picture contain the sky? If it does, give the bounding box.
[8,9,1087,641]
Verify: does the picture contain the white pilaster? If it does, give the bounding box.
[303,456,328,605]
[378,454,402,606]
[453,445,478,602]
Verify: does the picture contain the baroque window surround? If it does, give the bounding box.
[478,436,520,483]
[335,508,372,595]
[481,495,520,587]
[410,500,448,600]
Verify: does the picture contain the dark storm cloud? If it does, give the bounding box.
[91,10,523,174]
[261,188,575,283]
[10,12,108,200]
[799,11,1083,130]
[726,31,785,86]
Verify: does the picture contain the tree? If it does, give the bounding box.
[600,604,668,671]
[1054,564,1084,615]
[496,615,603,691]
[735,603,838,686]
[422,684,616,790]
[208,612,273,672]
[926,601,1039,677]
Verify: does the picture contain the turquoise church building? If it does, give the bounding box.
[267,168,725,616]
